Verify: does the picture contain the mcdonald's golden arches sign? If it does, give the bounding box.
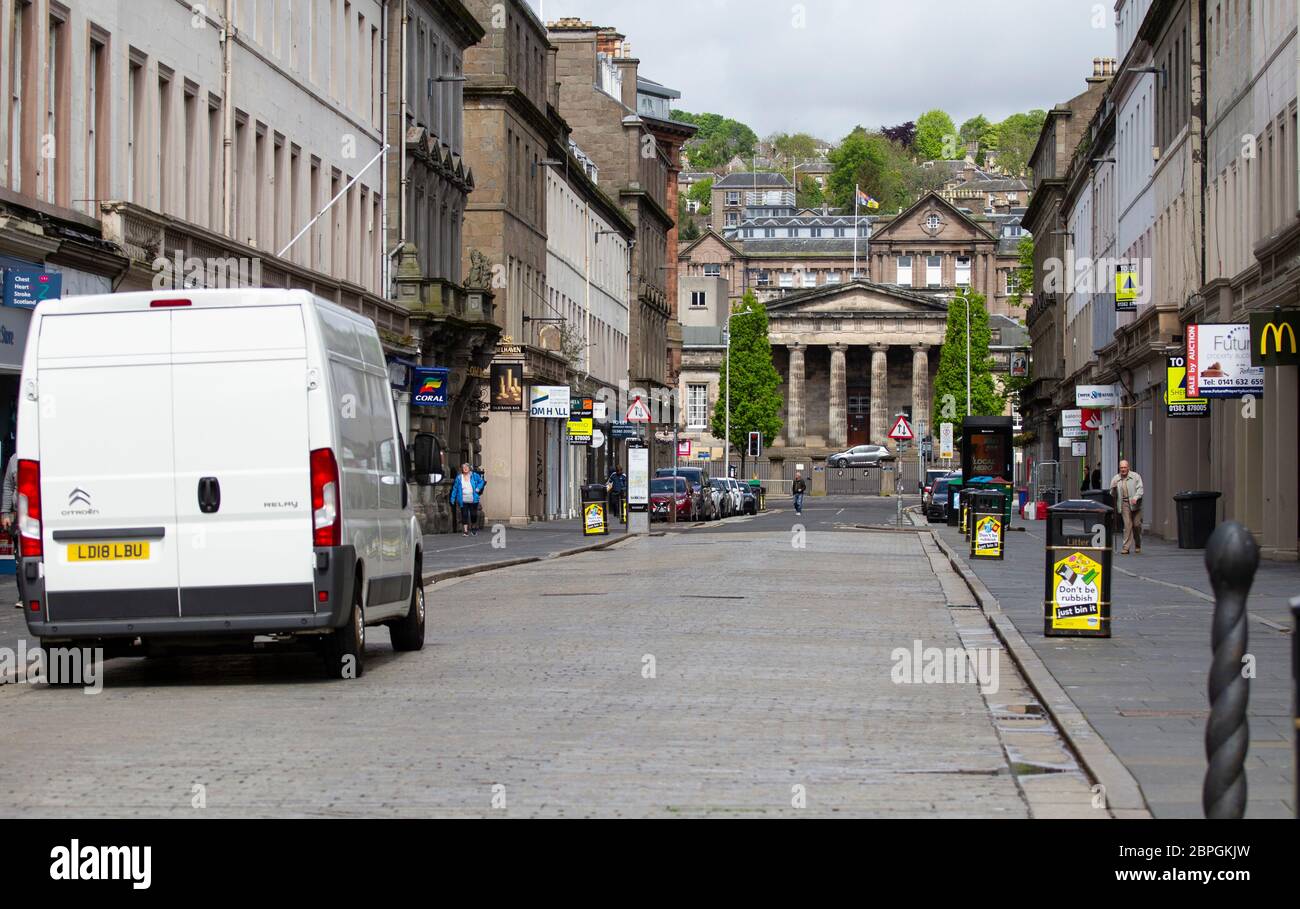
[1250,310,1300,367]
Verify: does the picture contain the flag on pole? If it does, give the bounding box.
[857,189,879,210]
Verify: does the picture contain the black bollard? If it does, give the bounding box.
[1292,595,1299,819]
[1202,521,1258,819]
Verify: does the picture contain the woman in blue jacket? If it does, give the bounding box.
[450,463,486,535]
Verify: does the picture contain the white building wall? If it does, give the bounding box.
[0,0,385,292]
[545,165,630,392]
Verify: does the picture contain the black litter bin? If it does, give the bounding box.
[580,484,610,536]
[1081,489,1115,510]
[1172,491,1221,549]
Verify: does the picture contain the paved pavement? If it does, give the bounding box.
[929,513,1297,818]
[0,495,1093,818]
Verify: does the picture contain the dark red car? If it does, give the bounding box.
[650,477,697,522]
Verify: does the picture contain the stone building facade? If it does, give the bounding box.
[462,0,568,524]
[386,0,492,533]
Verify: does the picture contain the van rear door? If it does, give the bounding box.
[169,305,314,616]
[37,311,182,621]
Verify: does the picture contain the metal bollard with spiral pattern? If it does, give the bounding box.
[1202,521,1258,819]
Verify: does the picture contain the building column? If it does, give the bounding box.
[829,343,848,449]
[912,344,930,441]
[869,344,889,444]
[787,343,806,446]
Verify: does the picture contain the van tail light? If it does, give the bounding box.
[16,459,42,558]
[310,448,341,547]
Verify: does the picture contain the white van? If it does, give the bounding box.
[15,288,439,679]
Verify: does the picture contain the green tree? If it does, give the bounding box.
[674,110,758,171]
[990,110,1047,176]
[931,290,1003,439]
[959,115,996,163]
[914,109,958,160]
[796,174,824,209]
[685,176,713,216]
[827,127,932,213]
[711,292,783,473]
[1008,235,1034,309]
[768,131,820,163]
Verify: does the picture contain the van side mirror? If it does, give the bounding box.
[411,433,444,486]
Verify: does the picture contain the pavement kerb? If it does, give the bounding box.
[421,531,638,585]
[926,527,1153,819]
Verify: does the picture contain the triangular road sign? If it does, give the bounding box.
[888,416,914,441]
[626,396,652,423]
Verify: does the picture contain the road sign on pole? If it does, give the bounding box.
[888,416,914,442]
[626,396,652,423]
[940,423,954,460]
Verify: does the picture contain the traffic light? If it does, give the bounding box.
[747,431,762,458]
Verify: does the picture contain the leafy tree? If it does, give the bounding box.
[914,109,958,160]
[768,132,820,163]
[959,115,996,163]
[711,292,783,474]
[990,110,1047,176]
[931,290,1003,439]
[685,177,713,216]
[827,127,934,213]
[673,109,758,171]
[881,121,916,148]
[796,174,824,209]
[1008,235,1034,308]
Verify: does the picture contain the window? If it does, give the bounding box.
[86,31,109,215]
[810,228,822,237]
[726,212,738,227]
[926,255,942,287]
[925,213,941,231]
[741,228,752,237]
[158,70,173,212]
[826,272,841,284]
[956,256,971,286]
[182,86,197,221]
[787,227,800,238]
[779,272,794,288]
[896,255,913,286]
[726,191,740,205]
[208,96,222,229]
[703,263,721,277]
[45,10,68,205]
[833,227,845,237]
[690,290,707,308]
[687,385,708,428]
[8,0,30,192]
[128,56,145,202]
[756,270,771,287]
[763,228,775,238]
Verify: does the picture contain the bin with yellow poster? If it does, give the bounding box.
[1044,498,1114,638]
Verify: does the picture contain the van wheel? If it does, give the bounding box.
[322,585,365,680]
[389,563,426,652]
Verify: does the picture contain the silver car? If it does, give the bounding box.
[828,444,896,468]
[719,477,744,516]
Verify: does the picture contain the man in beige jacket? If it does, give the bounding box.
[1109,460,1145,554]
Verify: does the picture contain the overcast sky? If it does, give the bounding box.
[526,0,1117,140]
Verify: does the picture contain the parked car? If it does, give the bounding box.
[828,444,896,468]
[921,468,950,507]
[17,288,434,680]
[718,477,744,517]
[650,477,697,522]
[655,467,717,520]
[926,477,953,522]
[737,482,758,515]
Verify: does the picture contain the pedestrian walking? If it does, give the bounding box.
[791,471,807,515]
[2,452,21,607]
[1090,464,1102,493]
[606,466,628,524]
[1109,460,1144,554]
[450,462,486,536]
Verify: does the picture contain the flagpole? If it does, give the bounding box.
[853,184,859,279]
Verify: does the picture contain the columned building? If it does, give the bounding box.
[677,280,948,467]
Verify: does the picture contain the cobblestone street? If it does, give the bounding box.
[0,500,1087,818]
